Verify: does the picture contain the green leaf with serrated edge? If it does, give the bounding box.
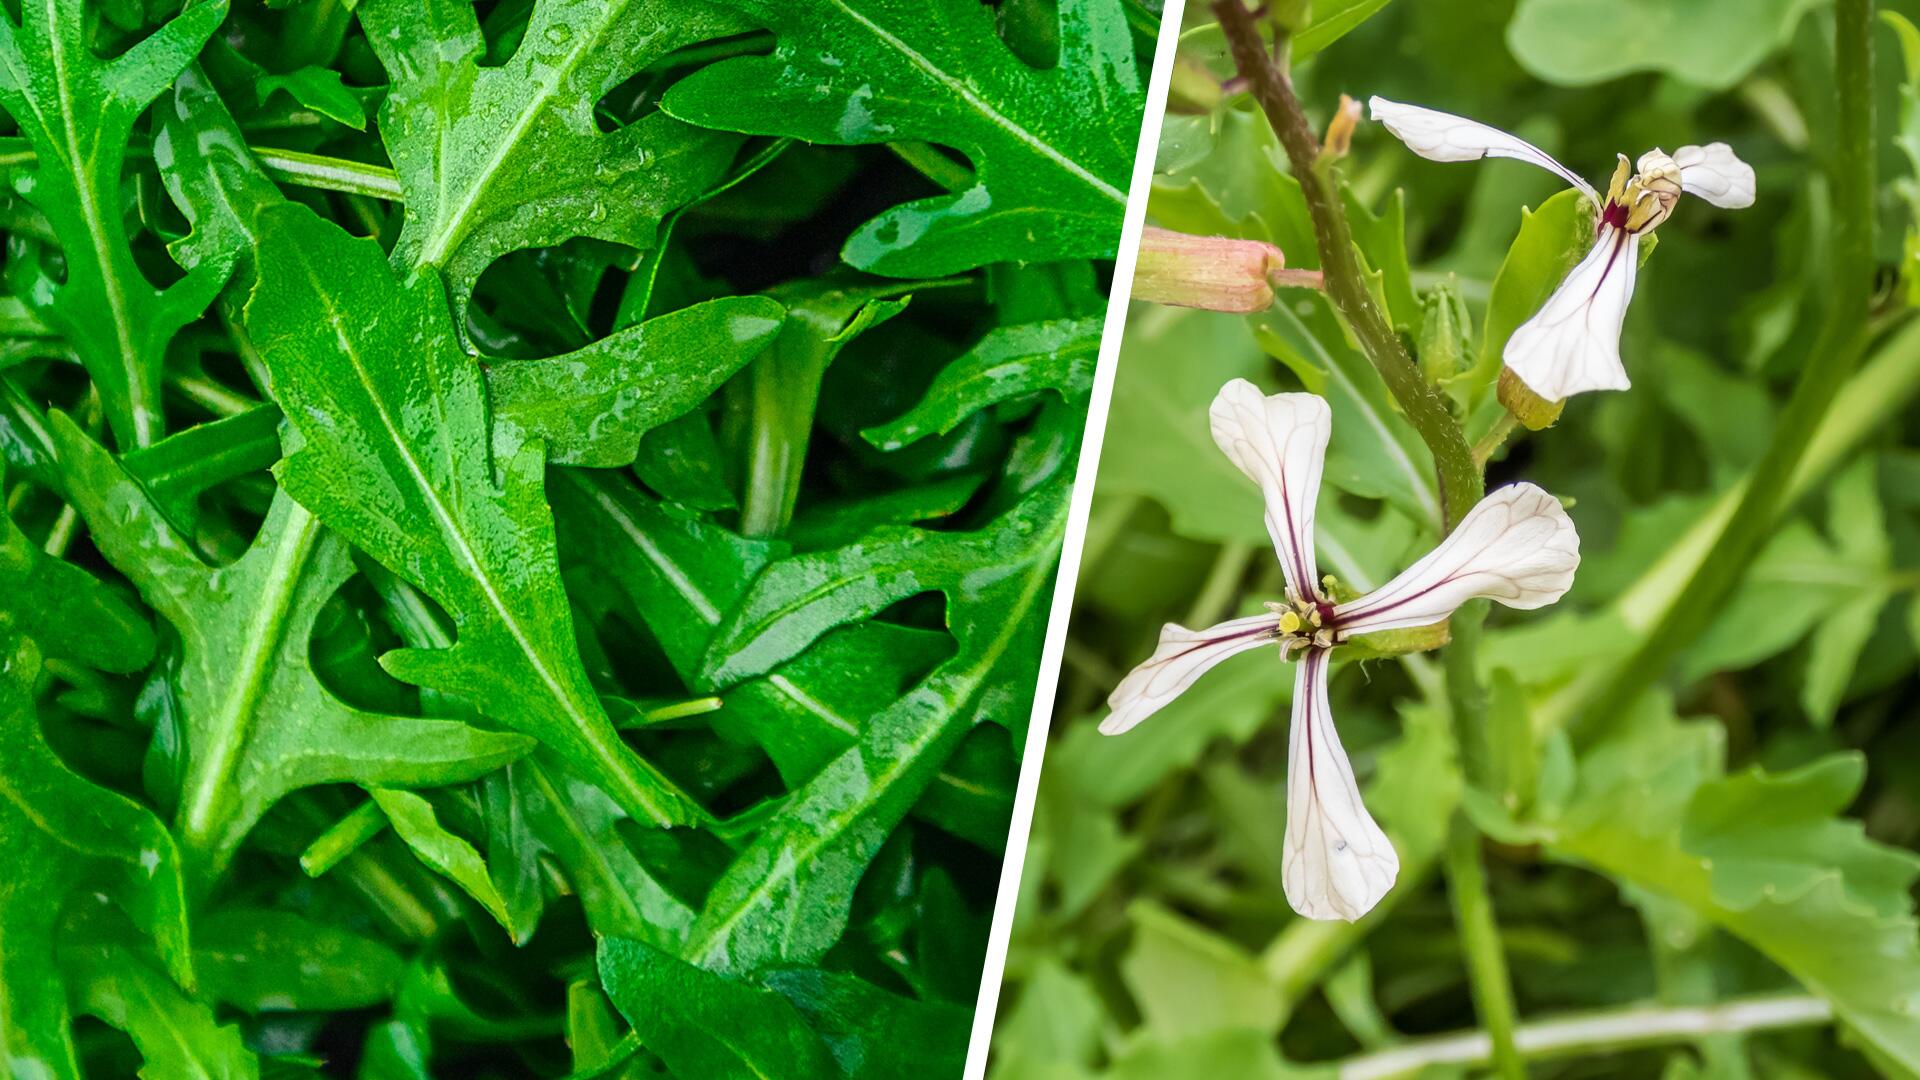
[155,64,289,288]
[355,0,744,297]
[118,407,283,534]
[682,474,1065,974]
[194,908,404,1011]
[489,296,785,467]
[785,473,984,551]
[0,626,193,1079]
[699,467,1070,687]
[46,413,531,877]
[0,456,154,672]
[1541,696,1920,1073]
[1252,300,1442,530]
[0,0,230,448]
[862,317,1101,450]
[63,934,257,1080]
[549,470,949,784]
[482,757,696,946]
[596,937,837,1079]
[369,788,520,939]
[256,67,365,130]
[662,0,1142,276]
[243,203,693,828]
[761,968,971,1079]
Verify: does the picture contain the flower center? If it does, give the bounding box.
[1267,594,1338,656]
[1601,152,1682,235]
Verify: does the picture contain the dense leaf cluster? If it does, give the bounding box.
[0,0,1146,1074]
[993,1,1920,1077]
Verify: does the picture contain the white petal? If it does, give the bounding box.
[1503,225,1640,401]
[1672,142,1755,209]
[1368,96,1599,206]
[1099,614,1279,735]
[1333,482,1579,637]
[1282,649,1397,922]
[1209,380,1329,602]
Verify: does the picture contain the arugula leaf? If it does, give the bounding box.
[0,626,193,1077]
[489,295,785,467]
[662,0,1143,275]
[597,936,838,1078]
[862,317,1102,450]
[762,968,973,1079]
[0,456,154,672]
[683,474,1068,974]
[62,926,257,1080]
[1543,698,1920,1072]
[46,412,531,877]
[483,756,697,946]
[356,0,745,295]
[242,203,696,828]
[0,0,230,448]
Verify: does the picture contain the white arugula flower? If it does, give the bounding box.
[1369,97,1755,402]
[1100,380,1581,921]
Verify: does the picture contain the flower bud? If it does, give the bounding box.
[1418,276,1472,389]
[1133,228,1320,313]
[1341,619,1452,661]
[1497,366,1566,431]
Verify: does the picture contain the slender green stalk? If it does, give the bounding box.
[1579,0,1876,734]
[300,799,391,878]
[1443,815,1524,1079]
[0,136,404,202]
[1213,7,1523,1060]
[1337,994,1830,1079]
[1184,542,1256,626]
[1210,0,1481,532]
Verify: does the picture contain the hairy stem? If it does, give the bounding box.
[1579,0,1876,734]
[1211,0,1481,532]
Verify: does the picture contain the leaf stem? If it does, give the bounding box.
[1210,0,1481,532]
[0,137,404,202]
[1578,0,1876,735]
[1336,994,1831,1079]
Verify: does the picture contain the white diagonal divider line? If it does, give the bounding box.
[961,3,1189,1074]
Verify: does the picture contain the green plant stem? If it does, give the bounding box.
[0,137,403,202]
[1471,413,1518,469]
[1337,994,1830,1079]
[1262,854,1437,1009]
[1579,0,1876,735]
[1211,0,1480,532]
[1443,815,1524,1080]
[1185,541,1256,626]
[300,799,390,878]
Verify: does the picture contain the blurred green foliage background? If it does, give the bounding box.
[990,0,1920,1076]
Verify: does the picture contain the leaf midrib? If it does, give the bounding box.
[300,259,630,810]
[686,539,1055,964]
[41,0,150,445]
[175,501,321,860]
[822,0,1125,205]
[415,0,635,268]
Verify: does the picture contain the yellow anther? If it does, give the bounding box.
[1605,155,1630,205]
[1307,608,1324,628]
[1278,611,1302,634]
